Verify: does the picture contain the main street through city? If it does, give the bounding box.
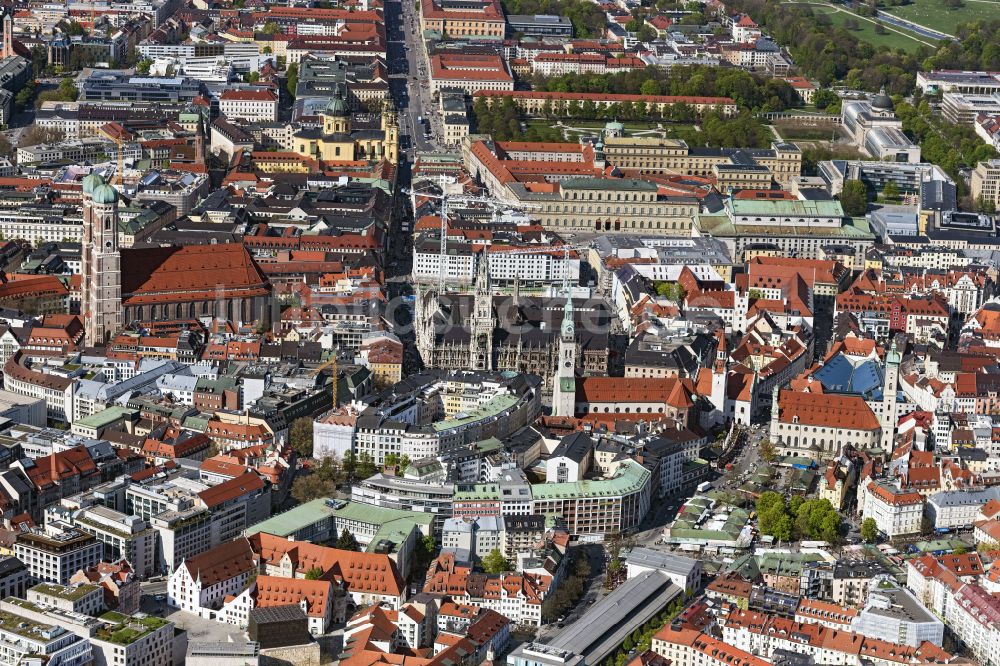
[387,0,439,155]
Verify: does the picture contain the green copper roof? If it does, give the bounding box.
[561,177,657,191]
[729,198,845,216]
[82,173,104,195]
[91,183,118,205]
[530,459,650,500]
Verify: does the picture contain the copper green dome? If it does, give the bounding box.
[91,183,118,205]
[324,97,347,116]
[82,173,104,195]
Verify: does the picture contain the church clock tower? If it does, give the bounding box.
[552,295,577,417]
[81,174,123,346]
[880,338,901,452]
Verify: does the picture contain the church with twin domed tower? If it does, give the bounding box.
[80,175,272,346]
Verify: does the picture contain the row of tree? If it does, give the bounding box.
[289,450,380,504]
[536,65,801,113]
[471,99,774,148]
[540,555,592,622]
[604,597,687,666]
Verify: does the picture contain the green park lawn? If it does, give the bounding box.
[810,4,930,51]
[881,0,1000,36]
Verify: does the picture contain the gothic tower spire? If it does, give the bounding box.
[469,253,494,371]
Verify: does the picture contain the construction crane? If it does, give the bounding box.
[112,133,124,187]
[98,125,126,188]
[309,352,339,410]
[404,175,541,294]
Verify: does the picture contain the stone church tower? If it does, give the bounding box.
[81,173,123,345]
[469,253,494,371]
[551,295,577,417]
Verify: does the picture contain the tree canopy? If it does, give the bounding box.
[756,492,841,544]
[839,180,869,217]
[482,549,511,574]
[336,529,360,551]
[861,518,879,543]
[538,64,799,112]
[289,417,314,458]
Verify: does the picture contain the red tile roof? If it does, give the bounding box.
[778,389,880,430]
[121,244,269,306]
[254,575,332,618]
[197,471,265,508]
[251,533,404,597]
[576,376,695,408]
[183,538,257,587]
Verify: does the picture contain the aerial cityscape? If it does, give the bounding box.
[0,0,997,665]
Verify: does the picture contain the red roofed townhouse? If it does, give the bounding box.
[962,300,1000,347]
[141,427,213,465]
[422,553,550,626]
[22,314,85,355]
[12,444,100,512]
[206,417,275,451]
[794,598,859,632]
[731,14,761,42]
[71,560,140,614]
[906,555,964,617]
[720,608,953,666]
[250,533,407,609]
[705,572,753,608]
[199,455,252,485]
[862,480,924,538]
[0,274,70,315]
[836,291,949,346]
[652,624,770,666]
[167,537,258,619]
[770,389,881,460]
[974,515,1000,548]
[782,76,817,104]
[646,15,673,37]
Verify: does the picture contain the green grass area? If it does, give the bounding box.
[809,4,930,51]
[523,119,698,142]
[564,121,665,131]
[773,119,841,140]
[881,0,1000,36]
